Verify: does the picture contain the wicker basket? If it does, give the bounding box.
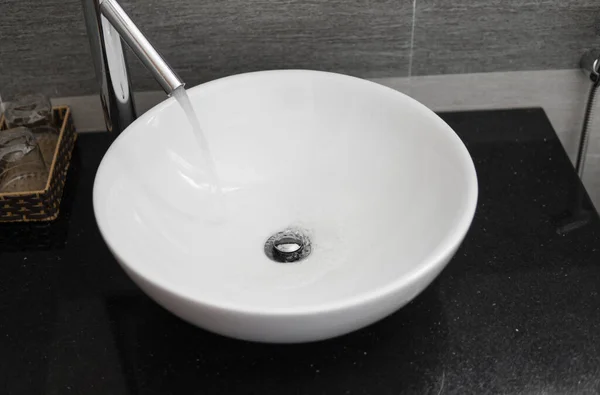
[0,106,77,222]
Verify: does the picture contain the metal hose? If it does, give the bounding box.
[575,52,600,178]
[575,79,600,177]
[554,53,600,234]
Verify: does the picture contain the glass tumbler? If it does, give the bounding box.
[0,127,49,193]
[4,93,59,167]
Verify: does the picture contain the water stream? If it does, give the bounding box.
[172,86,224,222]
[172,86,221,194]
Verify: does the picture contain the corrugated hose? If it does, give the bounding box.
[575,57,600,178]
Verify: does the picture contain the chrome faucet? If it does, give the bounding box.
[81,0,184,135]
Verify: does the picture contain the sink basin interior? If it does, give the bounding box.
[94,70,477,314]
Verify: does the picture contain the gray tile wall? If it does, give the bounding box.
[121,0,413,92]
[1,0,599,98]
[412,0,600,75]
[0,0,413,98]
[0,0,97,98]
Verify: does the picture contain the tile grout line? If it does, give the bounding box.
[407,0,417,79]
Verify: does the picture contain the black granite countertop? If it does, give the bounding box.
[1,109,600,395]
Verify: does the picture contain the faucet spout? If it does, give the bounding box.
[81,0,184,135]
[99,0,184,94]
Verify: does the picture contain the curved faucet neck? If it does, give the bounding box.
[81,0,185,135]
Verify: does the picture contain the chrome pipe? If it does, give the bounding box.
[575,49,600,178]
[81,0,137,134]
[99,0,184,95]
[81,0,185,135]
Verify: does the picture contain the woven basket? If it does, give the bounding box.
[0,106,77,222]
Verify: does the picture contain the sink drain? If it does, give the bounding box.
[264,228,312,263]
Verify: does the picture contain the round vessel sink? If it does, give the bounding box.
[93,70,477,343]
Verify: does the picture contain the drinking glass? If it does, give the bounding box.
[0,127,49,193]
[4,93,59,167]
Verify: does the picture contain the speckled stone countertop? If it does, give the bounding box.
[1,108,599,395]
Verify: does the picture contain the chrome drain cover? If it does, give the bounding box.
[264,228,312,263]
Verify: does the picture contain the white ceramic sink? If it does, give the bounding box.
[93,70,477,343]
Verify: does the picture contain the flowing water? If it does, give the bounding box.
[172,86,224,221]
[172,86,221,194]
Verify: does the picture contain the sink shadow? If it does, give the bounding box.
[105,282,448,395]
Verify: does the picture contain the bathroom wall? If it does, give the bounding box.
[2,0,599,95]
[1,0,600,205]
